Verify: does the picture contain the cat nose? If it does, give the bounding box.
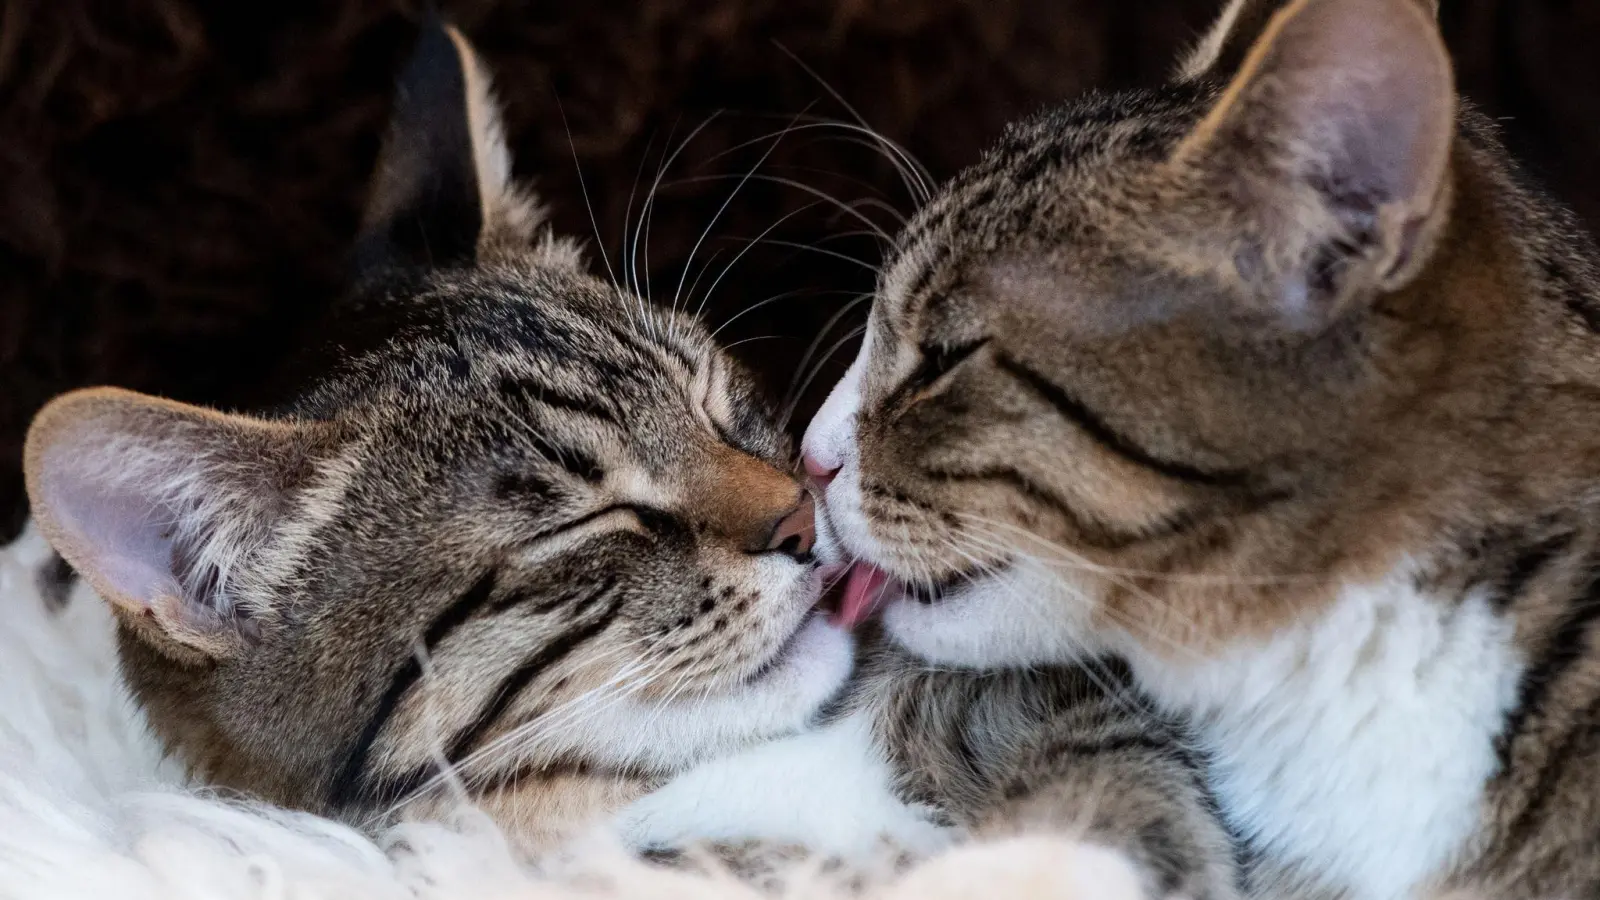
[802,453,838,489]
[766,492,816,561]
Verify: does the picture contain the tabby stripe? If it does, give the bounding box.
[993,353,1249,487]
[1178,740,1255,893]
[1040,733,1173,761]
[443,591,624,763]
[497,375,619,426]
[1496,564,1600,768]
[475,752,652,791]
[329,568,500,807]
[1499,689,1600,858]
[1492,530,1574,612]
[1137,817,1192,897]
[492,576,617,615]
[606,319,695,371]
[927,465,1207,550]
[951,699,983,781]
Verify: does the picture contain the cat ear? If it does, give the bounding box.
[354,21,542,277]
[1178,0,1439,81]
[1175,0,1287,82]
[23,389,322,661]
[1169,0,1454,327]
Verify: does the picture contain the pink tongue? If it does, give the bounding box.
[837,565,892,629]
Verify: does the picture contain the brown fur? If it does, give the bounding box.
[806,0,1600,895]
[844,640,1242,900]
[23,25,840,856]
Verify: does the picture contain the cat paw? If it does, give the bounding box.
[883,835,1150,900]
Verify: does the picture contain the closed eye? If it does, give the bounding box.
[892,337,991,406]
[521,503,681,547]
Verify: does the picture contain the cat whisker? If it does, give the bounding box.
[769,45,935,204]
[932,533,1158,719]
[637,113,723,334]
[670,109,810,323]
[669,173,892,245]
[741,237,882,275]
[554,95,621,303]
[411,645,669,811]
[954,513,1330,585]
[691,200,827,319]
[777,293,872,420]
[720,334,782,351]
[709,287,858,342]
[949,523,1211,662]
[779,323,867,431]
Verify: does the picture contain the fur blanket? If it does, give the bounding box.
[0,526,1138,900]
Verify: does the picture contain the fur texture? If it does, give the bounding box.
[802,0,1600,897]
[21,23,855,853]
[0,526,1154,900]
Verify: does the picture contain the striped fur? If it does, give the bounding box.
[845,638,1243,900]
[23,23,850,854]
[803,0,1600,897]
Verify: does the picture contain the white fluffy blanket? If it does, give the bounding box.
[0,526,1138,900]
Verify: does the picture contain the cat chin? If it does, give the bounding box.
[877,558,1106,669]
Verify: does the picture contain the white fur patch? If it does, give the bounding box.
[612,711,955,859]
[1128,570,1520,900]
[882,836,1147,900]
[877,557,1107,667]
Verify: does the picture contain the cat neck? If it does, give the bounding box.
[1121,563,1521,900]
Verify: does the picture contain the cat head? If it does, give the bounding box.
[802,0,1576,666]
[24,23,849,821]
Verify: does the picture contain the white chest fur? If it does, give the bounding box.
[1129,572,1522,900]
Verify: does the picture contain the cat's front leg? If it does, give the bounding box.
[611,712,955,862]
[975,742,1243,900]
[881,835,1153,900]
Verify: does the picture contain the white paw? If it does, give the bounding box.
[610,713,958,860]
[882,836,1149,900]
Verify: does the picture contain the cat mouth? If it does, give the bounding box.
[827,563,983,628]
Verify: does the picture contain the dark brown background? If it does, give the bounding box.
[2,0,1596,541]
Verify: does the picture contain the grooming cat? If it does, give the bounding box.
[20,22,935,854]
[796,0,1600,896]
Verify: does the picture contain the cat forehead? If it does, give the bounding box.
[876,84,1220,333]
[278,266,727,486]
[313,268,708,400]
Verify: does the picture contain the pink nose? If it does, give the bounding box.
[802,453,838,489]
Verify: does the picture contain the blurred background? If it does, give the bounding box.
[1,0,1596,540]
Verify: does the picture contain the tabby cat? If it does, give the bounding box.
[796,0,1600,897]
[22,22,879,853]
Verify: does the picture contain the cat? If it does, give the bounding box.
[20,20,899,855]
[797,0,1600,897]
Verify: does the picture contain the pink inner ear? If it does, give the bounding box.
[1257,0,1453,209]
[42,462,185,615]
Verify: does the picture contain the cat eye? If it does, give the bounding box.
[894,337,991,406]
